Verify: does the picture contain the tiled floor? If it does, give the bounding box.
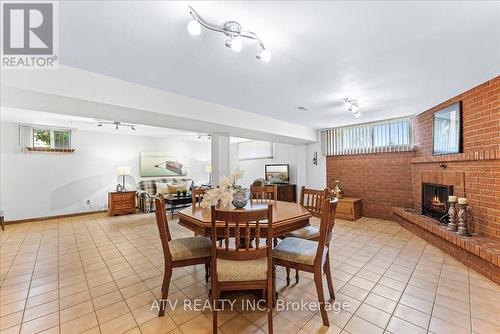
[1,213,499,334]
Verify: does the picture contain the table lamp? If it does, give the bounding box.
[117,166,131,191]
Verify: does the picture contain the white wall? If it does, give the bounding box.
[229,142,307,198]
[0,122,210,220]
[305,141,327,189]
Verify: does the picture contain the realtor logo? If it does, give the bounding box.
[1,2,58,68]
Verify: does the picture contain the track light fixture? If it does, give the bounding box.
[97,121,136,131]
[343,98,361,118]
[187,6,271,62]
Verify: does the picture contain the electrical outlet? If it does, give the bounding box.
[86,200,91,205]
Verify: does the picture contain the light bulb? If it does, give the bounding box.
[187,20,201,36]
[344,100,352,111]
[353,111,361,118]
[230,38,242,52]
[258,48,272,62]
[350,104,359,113]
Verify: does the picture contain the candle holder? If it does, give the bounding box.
[446,201,457,231]
[455,203,471,236]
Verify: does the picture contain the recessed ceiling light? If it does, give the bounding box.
[296,106,310,112]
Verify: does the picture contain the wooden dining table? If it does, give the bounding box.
[177,200,312,237]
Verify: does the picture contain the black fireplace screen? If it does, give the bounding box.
[422,183,453,219]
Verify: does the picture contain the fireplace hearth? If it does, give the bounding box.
[422,183,453,220]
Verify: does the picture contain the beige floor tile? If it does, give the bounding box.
[344,315,384,334]
[125,290,155,311]
[179,314,213,334]
[0,311,23,331]
[99,312,137,334]
[92,290,123,310]
[60,313,99,334]
[23,300,59,323]
[96,301,129,324]
[302,315,342,334]
[139,314,177,334]
[354,303,391,329]
[393,303,430,329]
[387,316,427,334]
[429,317,470,334]
[60,300,94,323]
[20,312,59,334]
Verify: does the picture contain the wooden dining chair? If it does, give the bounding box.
[154,196,211,316]
[280,186,329,284]
[250,184,278,202]
[210,205,274,334]
[273,198,338,326]
[192,187,206,206]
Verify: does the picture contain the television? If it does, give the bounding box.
[265,164,289,184]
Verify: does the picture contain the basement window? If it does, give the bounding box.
[21,125,75,153]
[321,117,413,156]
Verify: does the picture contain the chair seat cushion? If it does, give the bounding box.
[273,237,327,266]
[283,226,320,240]
[217,257,268,282]
[169,237,211,261]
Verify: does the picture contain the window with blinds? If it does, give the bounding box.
[321,117,413,156]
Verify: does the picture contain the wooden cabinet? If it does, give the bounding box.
[108,191,136,216]
[336,197,362,221]
[276,184,296,203]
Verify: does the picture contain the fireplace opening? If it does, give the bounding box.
[422,183,453,220]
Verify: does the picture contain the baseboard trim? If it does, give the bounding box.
[5,210,107,225]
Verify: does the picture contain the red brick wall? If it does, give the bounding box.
[327,76,500,239]
[326,152,415,219]
[414,76,499,156]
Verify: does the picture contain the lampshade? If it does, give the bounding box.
[117,166,131,175]
[205,165,212,173]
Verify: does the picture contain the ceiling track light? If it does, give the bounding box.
[188,6,271,62]
[343,98,361,118]
[97,121,136,131]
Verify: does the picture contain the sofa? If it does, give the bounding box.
[136,178,194,213]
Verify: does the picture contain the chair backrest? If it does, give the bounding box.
[327,197,338,238]
[314,198,336,265]
[192,187,206,206]
[252,178,266,186]
[154,196,172,262]
[250,185,278,202]
[210,205,273,263]
[299,186,329,218]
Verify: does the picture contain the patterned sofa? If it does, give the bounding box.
[136,178,194,213]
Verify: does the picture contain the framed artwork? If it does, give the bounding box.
[140,152,187,177]
[432,101,462,155]
[238,140,274,160]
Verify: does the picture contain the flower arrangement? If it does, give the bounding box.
[201,169,246,209]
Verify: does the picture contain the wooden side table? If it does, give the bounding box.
[336,197,362,221]
[0,210,4,231]
[108,191,136,216]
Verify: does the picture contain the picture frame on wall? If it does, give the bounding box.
[432,101,462,155]
[140,152,187,177]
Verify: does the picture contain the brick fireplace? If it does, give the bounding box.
[326,75,500,282]
[421,182,453,220]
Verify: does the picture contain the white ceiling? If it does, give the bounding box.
[0,107,248,143]
[56,1,500,129]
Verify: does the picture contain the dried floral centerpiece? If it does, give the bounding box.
[201,170,250,209]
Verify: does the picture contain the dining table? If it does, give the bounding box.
[177,200,312,238]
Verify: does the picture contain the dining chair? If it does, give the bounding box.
[280,186,329,284]
[273,198,338,326]
[192,187,206,206]
[250,184,278,202]
[210,204,274,334]
[154,196,212,316]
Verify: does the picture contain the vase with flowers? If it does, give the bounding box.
[201,169,249,209]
